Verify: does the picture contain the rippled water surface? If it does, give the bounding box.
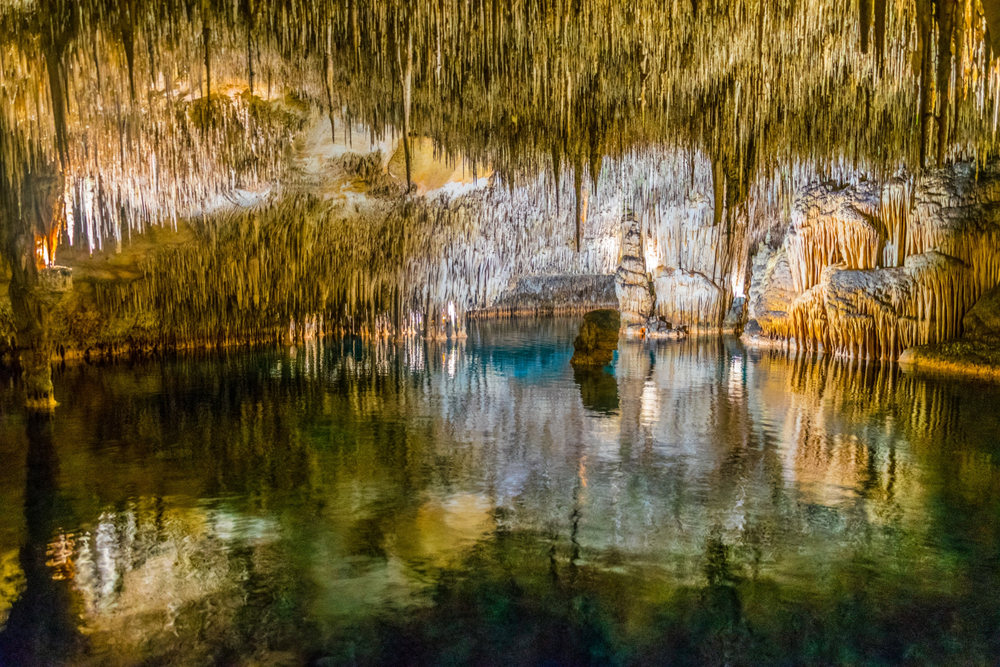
[2,318,1000,666]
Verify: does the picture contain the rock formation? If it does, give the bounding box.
[614,213,654,327]
[722,297,747,335]
[570,310,621,367]
[652,268,726,331]
[962,284,1000,345]
[899,284,1000,380]
[477,275,617,318]
[6,0,1000,374]
[744,164,1000,361]
[0,144,73,408]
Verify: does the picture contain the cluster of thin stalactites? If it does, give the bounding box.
[3,0,1000,257]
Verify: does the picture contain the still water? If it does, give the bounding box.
[1,318,1000,666]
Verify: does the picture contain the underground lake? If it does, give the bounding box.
[2,320,1000,665]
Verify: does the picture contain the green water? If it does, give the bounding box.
[1,318,1000,666]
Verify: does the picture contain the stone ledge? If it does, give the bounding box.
[899,342,1000,381]
[472,274,617,317]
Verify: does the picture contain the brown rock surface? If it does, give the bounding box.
[570,309,621,367]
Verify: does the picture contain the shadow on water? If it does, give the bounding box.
[1,320,1000,665]
[0,414,82,667]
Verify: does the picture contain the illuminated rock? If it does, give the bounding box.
[746,245,796,341]
[652,267,725,331]
[745,163,1000,359]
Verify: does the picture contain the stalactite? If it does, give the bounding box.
[712,156,725,228]
[860,0,872,55]
[323,48,337,142]
[119,0,136,101]
[399,23,413,193]
[874,0,887,70]
[243,0,256,95]
[917,0,935,170]
[936,0,957,168]
[2,0,999,246]
[202,0,211,106]
[573,149,583,253]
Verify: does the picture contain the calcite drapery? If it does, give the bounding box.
[745,163,1000,360]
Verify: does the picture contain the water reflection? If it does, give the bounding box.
[0,414,81,667]
[573,366,620,415]
[0,320,999,665]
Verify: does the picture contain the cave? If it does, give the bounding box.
[3,1,1000,665]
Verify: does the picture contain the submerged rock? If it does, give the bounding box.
[570,309,621,366]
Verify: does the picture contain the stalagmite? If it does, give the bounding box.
[614,212,653,327]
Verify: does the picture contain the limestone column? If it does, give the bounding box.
[3,169,71,410]
[614,211,654,328]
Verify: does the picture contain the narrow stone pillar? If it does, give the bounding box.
[614,211,654,329]
[3,168,69,410]
[10,267,72,410]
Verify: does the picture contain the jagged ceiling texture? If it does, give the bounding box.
[2,0,1000,244]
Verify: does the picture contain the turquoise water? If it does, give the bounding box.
[2,318,1000,666]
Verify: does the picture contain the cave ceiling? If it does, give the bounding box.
[2,0,1000,243]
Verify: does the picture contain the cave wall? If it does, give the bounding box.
[3,124,756,355]
[9,120,1000,363]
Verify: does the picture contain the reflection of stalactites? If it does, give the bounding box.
[569,489,582,581]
